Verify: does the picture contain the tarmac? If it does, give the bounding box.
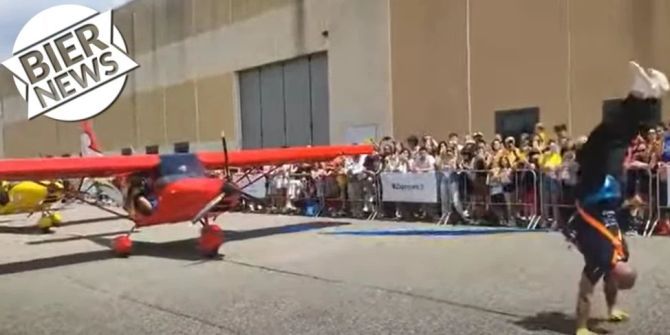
[0,204,669,335]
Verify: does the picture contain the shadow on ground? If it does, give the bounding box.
[0,221,350,276]
[513,311,610,334]
[0,216,122,235]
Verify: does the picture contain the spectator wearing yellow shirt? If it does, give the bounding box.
[540,141,563,228]
[503,136,525,165]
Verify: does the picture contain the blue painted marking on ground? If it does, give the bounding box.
[321,227,547,237]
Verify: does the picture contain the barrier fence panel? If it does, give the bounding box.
[228,163,667,236]
[437,168,540,229]
[621,167,656,237]
[373,169,540,227]
[379,172,438,203]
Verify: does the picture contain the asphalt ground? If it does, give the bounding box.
[0,205,668,335]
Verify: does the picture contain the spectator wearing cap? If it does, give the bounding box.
[502,136,524,166]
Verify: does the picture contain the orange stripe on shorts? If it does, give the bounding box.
[576,203,625,265]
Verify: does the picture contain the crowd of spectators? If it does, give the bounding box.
[239,121,670,236]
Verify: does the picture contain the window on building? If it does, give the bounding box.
[174,142,190,153]
[494,107,540,142]
[145,145,159,155]
[238,52,330,149]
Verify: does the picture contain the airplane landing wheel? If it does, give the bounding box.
[198,225,223,258]
[37,216,54,233]
[49,212,63,226]
[112,235,133,257]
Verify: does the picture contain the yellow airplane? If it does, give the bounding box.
[0,121,119,232]
[0,180,66,231]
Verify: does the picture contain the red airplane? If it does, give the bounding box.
[0,131,373,258]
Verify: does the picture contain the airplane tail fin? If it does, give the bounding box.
[80,121,103,157]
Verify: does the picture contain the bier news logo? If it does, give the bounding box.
[1,5,138,122]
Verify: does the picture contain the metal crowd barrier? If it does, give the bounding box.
[373,169,539,228]
[232,169,379,220]
[229,165,668,236]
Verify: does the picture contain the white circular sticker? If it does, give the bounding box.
[1,4,139,122]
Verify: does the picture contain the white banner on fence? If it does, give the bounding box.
[235,173,267,199]
[380,172,438,203]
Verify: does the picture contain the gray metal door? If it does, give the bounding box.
[284,57,312,147]
[309,53,329,146]
[239,69,262,149]
[260,63,286,148]
[238,52,329,149]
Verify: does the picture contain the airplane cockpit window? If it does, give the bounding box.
[158,154,206,179]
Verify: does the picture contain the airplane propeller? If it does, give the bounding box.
[191,131,266,224]
[221,130,231,180]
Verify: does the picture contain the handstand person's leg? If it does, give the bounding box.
[604,273,629,322]
[576,269,597,335]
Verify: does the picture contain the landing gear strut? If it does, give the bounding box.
[198,218,224,258]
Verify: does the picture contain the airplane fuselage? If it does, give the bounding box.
[134,177,234,227]
[0,181,62,215]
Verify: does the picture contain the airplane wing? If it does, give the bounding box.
[196,144,375,169]
[0,144,374,181]
[0,155,161,181]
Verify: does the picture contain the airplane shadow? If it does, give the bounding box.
[0,225,46,235]
[0,216,123,236]
[0,221,351,276]
[512,311,610,334]
[58,216,124,227]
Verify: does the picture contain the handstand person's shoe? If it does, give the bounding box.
[608,308,630,322]
[576,327,597,335]
[629,61,657,98]
[647,68,670,98]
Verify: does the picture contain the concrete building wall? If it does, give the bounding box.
[2,0,670,157]
[389,0,670,141]
[0,0,391,157]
